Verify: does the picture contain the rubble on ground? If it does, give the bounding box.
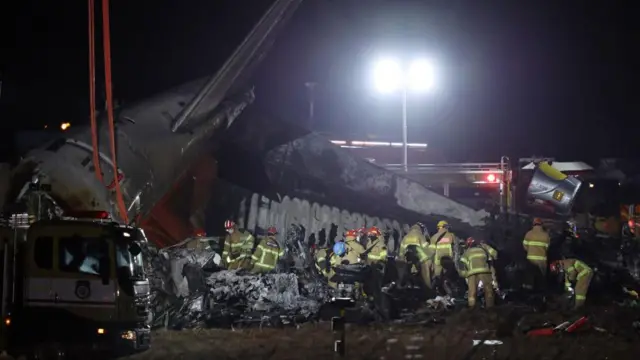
[126,304,640,360]
[143,223,640,332]
[145,243,327,329]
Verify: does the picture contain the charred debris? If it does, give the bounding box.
[146,213,640,331]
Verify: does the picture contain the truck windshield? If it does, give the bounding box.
[59,236,109,276]
[115,241,146,280]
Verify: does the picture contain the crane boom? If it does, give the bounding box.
[3,0,304,226]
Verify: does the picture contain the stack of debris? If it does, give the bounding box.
[144,243,327,329]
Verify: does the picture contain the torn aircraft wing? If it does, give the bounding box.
[218,107,488,230]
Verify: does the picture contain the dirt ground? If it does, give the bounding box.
[128,305,640,360]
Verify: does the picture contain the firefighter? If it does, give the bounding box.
[459,237,498,308]
[222,220,255,270]
[314,246,333,279]
[399,222,432,289]
[330,240,361,266]
[550,258,593,309]
[363,226,388,265]
[250,226,285,274]
[523,218,550,290]
[356,226,368,248]
[344,229,366,259]
[429,220,457,278]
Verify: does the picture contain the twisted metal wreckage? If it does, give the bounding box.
[4,0,640,331]
[1,0,487,329]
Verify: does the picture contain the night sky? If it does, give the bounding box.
[1,1,638,163]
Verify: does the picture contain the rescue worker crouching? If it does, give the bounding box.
[222,220,255,270]
[315,246,333,278]
[327,240,363,289]
[523,218,550,291]
[398,222,432,290]
[459,237,498,308]
[250,226,285,274]
[363,227,388,266]
[429,220,457,279]
[331,237,362,267]
[344,229,366,259]
[550,258,593,309]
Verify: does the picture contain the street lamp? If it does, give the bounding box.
[373,58,435,172]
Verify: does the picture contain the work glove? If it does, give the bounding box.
[492,280,499,290]
[566,286,574,295]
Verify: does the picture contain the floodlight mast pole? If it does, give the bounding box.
[402,87,408,172]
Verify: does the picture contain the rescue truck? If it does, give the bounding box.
[0,196,151,357]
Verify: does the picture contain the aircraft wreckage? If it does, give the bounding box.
[2,0,640,333]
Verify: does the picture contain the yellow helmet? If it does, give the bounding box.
[437,220,449,229]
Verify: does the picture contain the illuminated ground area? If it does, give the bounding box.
[128,304,640,360]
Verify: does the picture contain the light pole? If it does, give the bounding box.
[373,58,434,172]
[305,82,317,129]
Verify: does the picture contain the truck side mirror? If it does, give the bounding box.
[129,242,142,257]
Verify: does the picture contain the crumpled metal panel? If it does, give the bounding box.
[221,107,488,232]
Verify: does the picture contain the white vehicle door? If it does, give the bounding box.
[24,236,55,307]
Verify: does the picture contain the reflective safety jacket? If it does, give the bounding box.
[345,239,366,260]
[459,244,498,278]
[365,235,388,264]
[559,258,592,288]
[315,248,332,278]
[400,225,429,262]
[251,235,284,273]
[523,225,550,262]
[330,245,362,267]
[428,229,456,265]
[222,229,255,265]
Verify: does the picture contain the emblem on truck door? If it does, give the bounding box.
[75,280,91,299]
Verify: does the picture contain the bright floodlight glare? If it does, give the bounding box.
[374,59,402,93]
[407,59,434,92]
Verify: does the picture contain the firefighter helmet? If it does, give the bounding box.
[224,220,235,230]
[368,226,382,236]
[267,226,277,235]
[533,218,543,226]
[437,220,449,229]
[333,242,347,256]
[344,229,358,239]
[465,237,476,247]
[549,260,563,273]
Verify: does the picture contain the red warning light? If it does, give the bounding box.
[69,210,111,219]
[487,174,496,182]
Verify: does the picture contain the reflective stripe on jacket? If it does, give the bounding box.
[459,245,496,278]
[400,226,429,262]
[366,236,388,263]
[560,258,592,287]
[222,230,255,264]
[428,229,455,265]
[251,236,284,273]
[523,225,550,261]
[314,248,333,278]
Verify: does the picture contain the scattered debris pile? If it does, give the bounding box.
[145,243,327,329]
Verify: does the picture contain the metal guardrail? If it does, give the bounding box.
[381,163,505,175]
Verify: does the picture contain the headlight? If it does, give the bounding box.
[121,330,136,341]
